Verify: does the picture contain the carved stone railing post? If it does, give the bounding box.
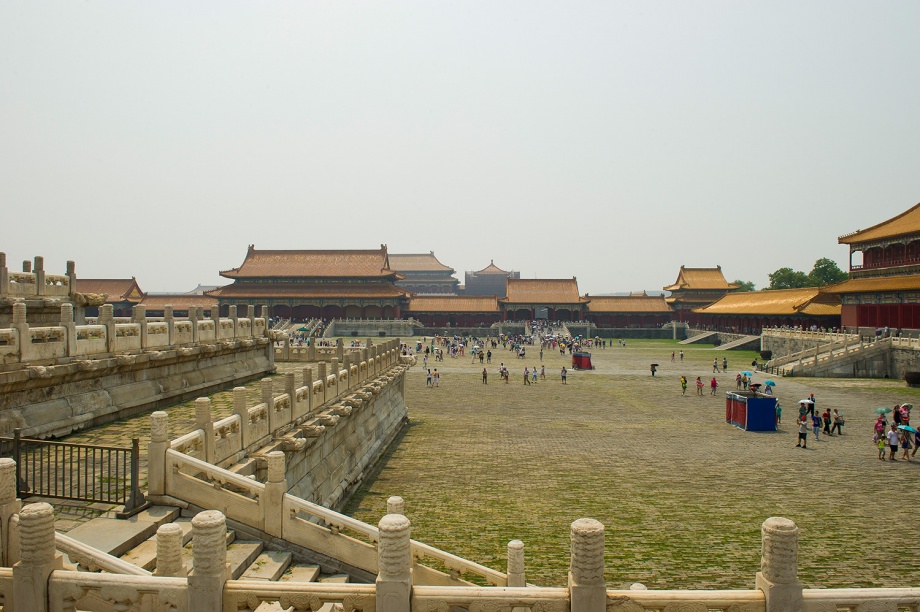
[260,305,270,331]
[301,367,313,416]
[507,539,525,587]
[316,363,328,405]
[99,304,116,353]
[228,305,238,339]
[0,459,22,566]
[66,259,76,302]
[33,256,45,296]
[247,305,256,321]
[285,372,298,418]
[233,387,250,448]
[22,260,31,273]
[377,513,412,612]
[211,305,221,338]
[154,522,187,577]
[195,398,216,463]
[283,333,291,361]
[147,411,169,497]
[60,303,77,357]
[188,306,200,343]
[307,341,316,361]
[12,303,29,362]
[164,305,175,344]
[132,304,149,348]
[386,496,404,515]
[188,510,229,611]
[343,354,352,389]
[262,378,277,432]
[336,338,344,361]
[0,252,8,295]
[569,518,605,612]
[330,358,340,397]
[263,451,285,537]
[13,502,62,612]
[756,517,802,612]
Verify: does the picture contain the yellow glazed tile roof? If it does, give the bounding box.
[388,252,455,273]
[693,288,840,316]
[220,245,397,279]
[408,296,500,313]
[823,274,920,294]
[839,202,920,244]
[663,266,737,291]
[76,278,144,302]
[501,278,586,304]
[586,295,674,313]
[473,260,512,274]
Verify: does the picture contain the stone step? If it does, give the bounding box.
[280,564,321,583]
[226,540,265,580]
[317,574,350,583]
[64,506,181,558]
[240,550,293,581]
[181,529,237,567]
[119,518,193,571]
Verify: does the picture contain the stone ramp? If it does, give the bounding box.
[715,335,760,351]
[680,331,718,345]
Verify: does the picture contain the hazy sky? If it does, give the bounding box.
[2,1,918,294]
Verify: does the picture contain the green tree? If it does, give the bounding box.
[768,267,811,290]
[732,279,756,292]
[808,257,848,286]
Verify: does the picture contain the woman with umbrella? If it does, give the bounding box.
[899,425,917,461]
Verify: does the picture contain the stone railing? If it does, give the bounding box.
[0,483,917,611]
[0,302,271,365]
[277,336,389,363]
[0,253,75,300]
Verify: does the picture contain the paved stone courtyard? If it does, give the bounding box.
[44,337,920,590]
[343,338,920,590]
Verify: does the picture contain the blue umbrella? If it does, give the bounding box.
[898,425,918,434]
[742,370,753,376]
[764,380,776,387]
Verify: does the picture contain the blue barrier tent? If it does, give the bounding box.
[726,392,777,431]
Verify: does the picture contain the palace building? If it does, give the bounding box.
[692,288,840,334]
[585,292,674,328]
[499,278,588,321]
[826,202,920,332]
[463,261,519,297]
[75,278,145,317]
[406,295,501,328]
[388,252,459,295]
[208,245,410,320]
[663,266,738,324]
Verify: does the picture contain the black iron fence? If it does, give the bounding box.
[0,429,147,517]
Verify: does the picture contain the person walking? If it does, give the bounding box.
[811,410,822,441]
[830,409,844,435]
[680,376,688,396]
[482,368,488,384]
[561,367,567,384]
[679,350,684,362]
[822,408,832,435]
[696,377,704,396]
[713,359,719,373]
[524,367,531,385]
[887,423,900,460]
[710,377,718,395]
[426,369,432,387]
[722,357,728,371]
[796,417,809,448]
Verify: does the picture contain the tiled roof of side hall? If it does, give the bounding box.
[472,260,512,275]
[838,203,920,245]
[822,274,920,294]
[75,278,144,302]
[388,252,455,272]
[207,282,409,299]
[220,245,397,279]
[693,288,840,316]
[663,266,737,292]
[501,278,586,304]
[586,295,674,313]
[407,296,500,313]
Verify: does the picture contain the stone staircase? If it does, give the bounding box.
[715,334,760,351]
[679,331,718,344]
[60,505,354,610]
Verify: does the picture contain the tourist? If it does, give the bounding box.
[482,368,488,384]
[561,367,567,384]
[736,373,742,390]
[679,350,684,362]
[775,402,782,425]
[876,433,886,460]
[524,367,531,385]
[671,351,675,362]
[796,417,809,448]
[713,359,719,373]
[887,424,900,460]
[874,415,887,439]
[822,408,832,436]
[741,374,748,390]
[808,394,816,416]
[831,409,844,435]
[710,377,718,395]
[487,350,492,363]
[426,369,432,387]
[722,357,728,371]
[650,364,657,377]
[540,365,545,380]
[532,367,538,384]
[433,369,440,388]
[680,375,688,396]
[811,410,822,441]
[696,377,704,396]
[900,429,913,461]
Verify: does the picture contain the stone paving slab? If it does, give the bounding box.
[65,505,179,557]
